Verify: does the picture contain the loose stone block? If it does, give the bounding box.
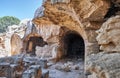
[29,65,42,78]
[36,59,48,68]
[0,63,11,78]
[42,69,49,78]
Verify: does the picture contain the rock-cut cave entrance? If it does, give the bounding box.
[63,31,85,59]
[26,36,47,55]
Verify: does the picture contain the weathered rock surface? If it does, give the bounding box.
[34,6,45,18]
[22,65,42,78]
[42,69,49,78]
[0,54,49,78]
[33,0,110,56]
[86,52,120,78]
[48,58,84,78]
[0,19,30,57]
[23,24,64,60]
[11,33,23,55]
[0,54,84,78]
[96,16,120,52]
[1,0,120,78]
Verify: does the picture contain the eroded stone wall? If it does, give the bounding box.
[33,0,111,56]
[32,0,120,78]
[85,16,120,78]
[96,16,120,52]
[1,0,120,78]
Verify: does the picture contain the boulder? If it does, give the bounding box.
[96,16,120,52]
[86,52,120,78]
[42,69,49,78]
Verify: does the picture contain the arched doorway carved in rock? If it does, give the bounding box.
[25,36,47,55]
[59,30,85,77]
[62,30,85,60]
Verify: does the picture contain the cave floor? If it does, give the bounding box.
[47,57,84,78]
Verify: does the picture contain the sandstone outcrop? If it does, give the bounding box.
[32,0,110,57]
[0,54,49,78]
[86,52,120,78]
[11,33,23,55]
[87,13,120,78]
[96,16,120,52]
[1,0,120,78]
[32,0,120,78]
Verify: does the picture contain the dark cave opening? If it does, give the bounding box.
[26,36,47,55]
[104,1,120,19]
[63,32,85,59]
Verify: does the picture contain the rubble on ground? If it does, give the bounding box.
[0,54,84,78]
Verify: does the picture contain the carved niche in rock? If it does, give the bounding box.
[26,36,47,55]
[11,33,23,55]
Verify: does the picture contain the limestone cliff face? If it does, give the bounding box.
[0,0,120,78]
[32,0,120,78]
[86,52,120,78]
[96,16,120,52]
[33,0,110,56]
[87,16,120,77]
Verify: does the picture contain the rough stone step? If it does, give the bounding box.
[42,69,49,78]
[0,63,11,78]
[29,65,42,78]
[22,65,42,78]
[22,69,36,78]
[36,59,48,69]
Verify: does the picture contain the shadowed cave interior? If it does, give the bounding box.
[104,1,120,19]
[26,36,47,55]
[63,32,85,59]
